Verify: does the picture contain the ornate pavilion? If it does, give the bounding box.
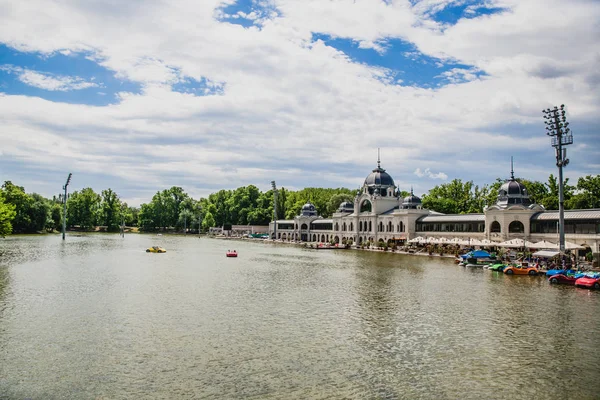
[268,158,600,255]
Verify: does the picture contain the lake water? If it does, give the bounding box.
[0,234,599,399]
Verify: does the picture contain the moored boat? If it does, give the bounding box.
[575,275,600,289]
[486,263,508,272]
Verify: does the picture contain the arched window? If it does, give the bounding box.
[400,221,404,232]
[359,221,363,231]
[369,221,372,232]
[350,222,353,231]
[509,220,524,233]
[335,223,339,231]
[301,223,308,230]
[379,221,383,232]
[490,221,501,233]
[360,200,372,213]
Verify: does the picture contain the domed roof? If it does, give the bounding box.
[337,201,354,212]
[499,180,527,196]
[300,201,318,217]
[495,162,531,208]
[402,188,422,209]
[302,202,316,212]
[403,191,422,205]
[364,165,395,187]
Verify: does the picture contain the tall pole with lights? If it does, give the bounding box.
[271,181,278,240]
[62,173,72,240]
[543,105,573,252]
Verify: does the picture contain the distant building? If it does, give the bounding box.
[269,159,599,255]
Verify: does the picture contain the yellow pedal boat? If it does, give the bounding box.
[146,246,167,253]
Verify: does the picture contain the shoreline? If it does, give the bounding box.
[213,235,459,259]
[212,235,599,271]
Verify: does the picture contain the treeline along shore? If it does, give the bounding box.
[1,174,598,237]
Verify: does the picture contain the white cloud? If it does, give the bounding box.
[1,65,99,91]
[0,0,598,204]
[18,70,99,91]
[436,67,481,84]
[414,168,448,180]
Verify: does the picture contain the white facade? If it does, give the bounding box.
[269,162,600,254]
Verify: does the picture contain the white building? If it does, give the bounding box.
[269,160,600,255]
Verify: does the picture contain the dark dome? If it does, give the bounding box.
[337,201,354,212]
[402,188,422,209]
[300,202,318,217]
[499,180,526,196]
[403,194,422,205]
[364,166,395,187]
[496,178,531,208]
[302,203,316,211]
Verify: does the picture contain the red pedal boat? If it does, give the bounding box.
[226,250,238,258]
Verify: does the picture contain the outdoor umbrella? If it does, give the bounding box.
[497,238,535,248]
[531,240,559,249]
[564,241,584,250]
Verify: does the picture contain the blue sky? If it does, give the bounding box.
[0,0,598,206]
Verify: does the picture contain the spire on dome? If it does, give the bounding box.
[510,156,515,180]
[377,148,381,169]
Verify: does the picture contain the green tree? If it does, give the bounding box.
[50,202,62,231]
[178,209,194,233]
[537,174,574,210]
[422,179,476,214]
[67,188,101,230]
[138,202,156,231]
[567,175,600,209]
[100,188,122,231]
[29,193,52,232]
[0,191,16,236]
[2,181,33,233]
[202,211,215,231]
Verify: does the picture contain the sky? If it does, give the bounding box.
[0,0,599,207]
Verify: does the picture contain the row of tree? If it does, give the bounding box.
[421,174,600,215]
[1,174,598,236]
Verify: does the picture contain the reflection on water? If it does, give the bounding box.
[0,234,599,399]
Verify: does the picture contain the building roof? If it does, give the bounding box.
[402,188,422,206]
[364,158,395,187]
[381,206,399,215]
[417,214,486,223]
[311,219,333,224]
[531,209,600,220]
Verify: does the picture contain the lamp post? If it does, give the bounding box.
[271,181,278,240]
[62,173,72,240]
[543,105,573,252]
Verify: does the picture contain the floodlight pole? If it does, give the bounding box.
[62,173,72,240]
[271,181,278,240]
[543,105,573,253]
